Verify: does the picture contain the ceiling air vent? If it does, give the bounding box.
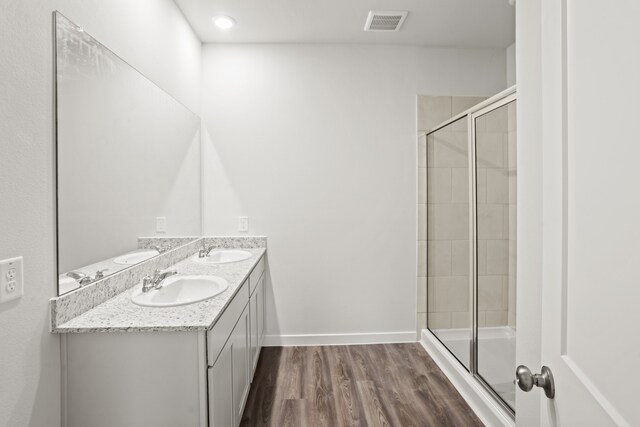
[364,10,408,32]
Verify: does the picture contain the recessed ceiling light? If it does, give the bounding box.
[212,15,235,30]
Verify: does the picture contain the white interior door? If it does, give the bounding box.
[518,0,640,425]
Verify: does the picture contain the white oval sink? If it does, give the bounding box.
[114,249,158,265]
[131,275,228,308]
[193,249,252,264]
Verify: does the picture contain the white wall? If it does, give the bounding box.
[201,44,507,344]
[0,1,200,425]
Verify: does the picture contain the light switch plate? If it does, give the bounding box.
[0,256,24,303]
[238,216,249,232]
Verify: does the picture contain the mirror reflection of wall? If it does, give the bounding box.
[55,13,201,295]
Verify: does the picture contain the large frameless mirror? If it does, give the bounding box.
[54,12,201,295]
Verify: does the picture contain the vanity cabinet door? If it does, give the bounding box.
[232,305,250,426]
[250,274,265,377]
[208,339,233,427]
[257,275,265,346]
[249,285,259,378]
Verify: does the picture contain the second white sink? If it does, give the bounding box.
[131,275,228,307]
[193,249,252,264]
[114,249,158,265]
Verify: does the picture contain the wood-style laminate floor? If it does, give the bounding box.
[241,343,484,427]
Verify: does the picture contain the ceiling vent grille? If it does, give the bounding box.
[364,10,408,32]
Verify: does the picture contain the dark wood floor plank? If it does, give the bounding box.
[275,399,310,427]
[241,344,484,427]
[326,346,366,427]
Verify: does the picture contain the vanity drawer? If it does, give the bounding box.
[249,256,265,295]
[207,279,249,366]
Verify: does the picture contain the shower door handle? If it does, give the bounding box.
[515,365,555,399]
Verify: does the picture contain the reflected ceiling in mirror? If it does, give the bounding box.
[55,12,201,295]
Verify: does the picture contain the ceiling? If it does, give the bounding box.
[175,0,515,48]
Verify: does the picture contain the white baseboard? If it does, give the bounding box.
[420,329,514,427]
[263,331,416,347]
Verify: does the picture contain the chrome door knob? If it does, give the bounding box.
[516,365,555,399]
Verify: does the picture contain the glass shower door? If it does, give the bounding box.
[426,116,472,370]
[473,99,517,411]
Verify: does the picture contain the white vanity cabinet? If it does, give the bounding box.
[63,254,266,427]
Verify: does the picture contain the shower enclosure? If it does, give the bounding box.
[423,88,516,418]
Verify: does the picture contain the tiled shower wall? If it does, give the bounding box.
[475,102,517,330]
[417,96,516,337]
[417,96,518,337]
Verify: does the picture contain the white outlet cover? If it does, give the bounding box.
[0,256,24,303]
[238,216,249,232]
[156,217,167,233]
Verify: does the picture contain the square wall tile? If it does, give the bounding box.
[485,310,508,327]
[428,278,436,311]
[477,239,487,275]
[486,240,508,275]
[483,106,508,132]
[476,168,487,204]
[451,168,470,203]
[428,312,452,330]
[452,96,487,116]
[477,311,486,327]
[432,132,469,168]
[478,204,504,239]
[478,275,503,311]
[451,240,470,276]
[427,240,452,277]
[427,168,452,203]
[449,115,470,132]
[476,132,504,169]
[451,311,471,329]
[428,204,470,240]
[486,168,509,204]
[418,96,452,132]
[434,276,469,312]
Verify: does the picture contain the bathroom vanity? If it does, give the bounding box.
[54,246,266,427]
[50,14,268,427]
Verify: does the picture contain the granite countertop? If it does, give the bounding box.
[53,248,266,333]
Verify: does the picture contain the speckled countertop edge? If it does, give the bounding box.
[53,248,266,333]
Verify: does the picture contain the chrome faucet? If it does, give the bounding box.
[141,269,178,292]
[152,244,172,254]
[66,271,93,286]
[198,246,216,258]
[94,269,108,280]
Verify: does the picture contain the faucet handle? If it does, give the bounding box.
[142,275,154,292]
[94,269,109,280]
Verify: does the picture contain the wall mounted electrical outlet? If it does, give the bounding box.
[238,216,249,232]
[0,256,24,304]
[156,217,167,233]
